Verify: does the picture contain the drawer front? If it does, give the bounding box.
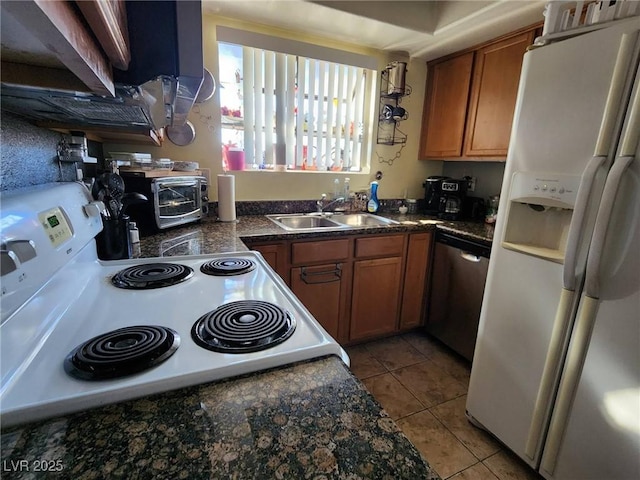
[355,235,404,258]
[291,238,350,265]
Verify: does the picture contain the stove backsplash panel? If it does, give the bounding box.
[1,112,77,191]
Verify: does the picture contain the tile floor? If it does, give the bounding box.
[346,332,544,480]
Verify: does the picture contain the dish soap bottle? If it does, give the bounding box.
[367,181,380,213]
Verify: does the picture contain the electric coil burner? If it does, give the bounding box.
[112,263,194,289]
[0,182,348,428]
[64,326,180,380]
[192,300,296,353]
[200,258,256,276]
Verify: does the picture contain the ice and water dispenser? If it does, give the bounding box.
[501,172,581,264]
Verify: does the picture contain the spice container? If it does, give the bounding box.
[406,199,417,214]
[485,195,499,224]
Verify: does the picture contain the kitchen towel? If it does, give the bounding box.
[217,174,236,222]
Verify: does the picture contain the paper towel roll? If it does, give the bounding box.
[217,174,236,222]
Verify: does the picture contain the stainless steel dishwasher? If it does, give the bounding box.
[426,231,491,362]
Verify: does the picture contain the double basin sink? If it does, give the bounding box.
[266,212,398,231]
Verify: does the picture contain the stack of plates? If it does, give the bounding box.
[153,158,174,171]
[173,161,199,171]
[109,152,151,162]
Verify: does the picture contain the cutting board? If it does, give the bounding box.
[118,169,202,178]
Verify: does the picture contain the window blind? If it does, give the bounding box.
[218,28,376,172]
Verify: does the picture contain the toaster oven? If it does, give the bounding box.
[122,175,209,235]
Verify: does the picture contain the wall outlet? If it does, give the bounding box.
[465,176,477,192]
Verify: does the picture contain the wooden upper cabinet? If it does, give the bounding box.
[76,0,130,71]
[1,0,130,96]
[463,31,535,157]
[420,26,538,161]
[420,52,474,158]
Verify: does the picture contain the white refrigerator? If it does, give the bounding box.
[466,16,640,480]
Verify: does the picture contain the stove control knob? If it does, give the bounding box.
[84,201,104,218]
[2,240,37,264]
[0,250,19,276]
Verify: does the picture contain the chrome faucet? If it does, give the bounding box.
[316,194,345,213]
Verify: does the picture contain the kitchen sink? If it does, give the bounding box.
[266,213,397,231]
[331,213,398,227]
[266,214,349,231]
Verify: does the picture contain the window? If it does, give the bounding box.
[217,27,377,172]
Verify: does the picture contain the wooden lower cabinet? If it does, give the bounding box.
[248,232,433,345]
[249,242,289,283]
[290,263,350,343]
[400,232,433,329]
[350,256,403,341]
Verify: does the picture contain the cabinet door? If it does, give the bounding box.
[355,235,404,258]
[350,257,403,341]
[291,238,350,264]
[463,31,534,157]
[400,233,433,330]
[420,52,474,158]
[1,0,117,95]
[251,243,289,283]
[291,263,348,342]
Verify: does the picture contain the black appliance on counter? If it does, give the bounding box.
[462,196,487,221]
[121,174,209,236]
[422,176,450,215]
[438,178,467,220]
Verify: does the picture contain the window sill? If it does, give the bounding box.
[226,166,369,175]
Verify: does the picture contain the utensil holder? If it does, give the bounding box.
[96,215,132,260]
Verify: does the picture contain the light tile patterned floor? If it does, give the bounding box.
[346,332,543,480]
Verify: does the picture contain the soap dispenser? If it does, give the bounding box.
[367,181,380,213]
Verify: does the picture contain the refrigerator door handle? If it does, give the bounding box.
[524,159,605,460]
[542,60,640,476]
[563,30,640,291]
[524,286,576,460]
[524,32,640,462]
[541,156,636,475]
[560,155,607,291]
[585,155,635,297]
[540,295,600,476]
[585,67,640,299]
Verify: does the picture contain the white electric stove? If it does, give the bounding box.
[0,182,349,428]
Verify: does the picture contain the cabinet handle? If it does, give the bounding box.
[300,264,342,284]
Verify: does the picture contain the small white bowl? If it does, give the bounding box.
[399,206,409,214]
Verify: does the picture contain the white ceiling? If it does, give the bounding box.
[203,0,547,60]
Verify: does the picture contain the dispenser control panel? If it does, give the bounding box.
[508,171,581,208]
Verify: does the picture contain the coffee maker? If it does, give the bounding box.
[422,176,450,215]
[438,179,467,220]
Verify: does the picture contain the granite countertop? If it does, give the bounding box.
[1,356,440,480]
[0,211,489,478]
[139,212,494,258]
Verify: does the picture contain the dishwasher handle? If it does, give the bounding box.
[436,231,491,259]
[460,251,482,263]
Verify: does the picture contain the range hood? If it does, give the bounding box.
[0,1,203,133]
